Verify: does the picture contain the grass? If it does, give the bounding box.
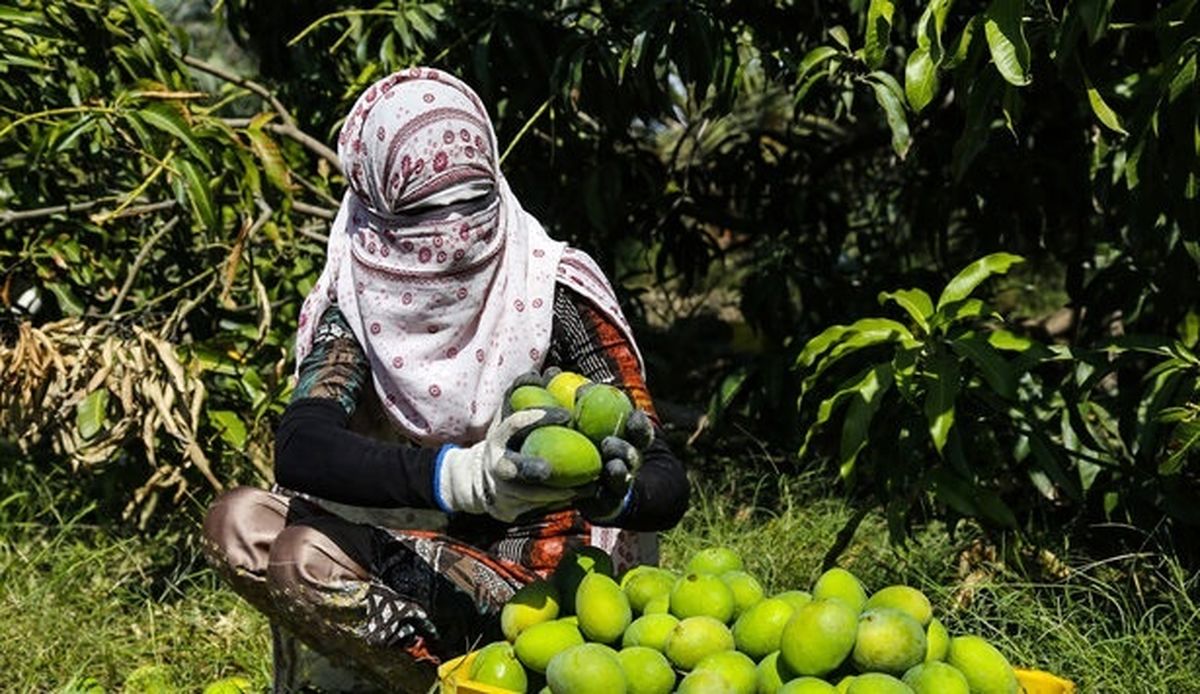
[0,461,1197,692]
[0,464,272,692]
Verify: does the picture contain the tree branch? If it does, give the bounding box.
[221,118,341,173]
[293,172,341,207]
[184,55,341,172]
[296,222,330,245]
[293,200,337,220]
[182,55,296,129]
[108,217,181,319]
[1,199,177,226]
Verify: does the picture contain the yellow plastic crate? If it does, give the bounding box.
[439,652,1075,693]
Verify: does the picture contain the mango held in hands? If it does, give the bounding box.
[574,383,635,442]
[547,370,593,409]
[520,425,602,488]
[509,384,562,412]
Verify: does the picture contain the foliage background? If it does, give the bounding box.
[1,0,1199,691]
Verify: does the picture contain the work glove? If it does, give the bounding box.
[434,406,575,522]
[576,409,655,524]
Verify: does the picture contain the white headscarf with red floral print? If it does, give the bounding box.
[294,67,640,449]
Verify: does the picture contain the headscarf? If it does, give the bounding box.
[294,67,640,448]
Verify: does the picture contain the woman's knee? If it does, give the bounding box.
[265,521,371,604]
[201,486,287,577]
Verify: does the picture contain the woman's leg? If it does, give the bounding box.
[203,487,558,692]
[201,486,293,614]
[264,518,540,692]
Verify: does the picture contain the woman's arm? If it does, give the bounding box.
[274,306,441,509]
[547,287,690,531]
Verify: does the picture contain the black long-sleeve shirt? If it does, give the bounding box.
[274,285,688,531]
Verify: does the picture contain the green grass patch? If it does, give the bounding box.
[0,464,271,692]
[0,519,271,692]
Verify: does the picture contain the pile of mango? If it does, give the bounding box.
[510,370,635,488]
[462,547,1020,694]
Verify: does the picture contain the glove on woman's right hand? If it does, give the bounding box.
[434,406,575,522]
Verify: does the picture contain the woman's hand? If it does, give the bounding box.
[576,409,654,523]
[434,407,575,522]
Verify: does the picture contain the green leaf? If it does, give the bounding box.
[988,328,1063,371]
[208,409,248,450]
[867,71,911,159]
[796,325,854,369]
[139,102,211,169]
[905,47,939,113]
[863,0,896,68]
[951,334,1017,399]
[803,330,914,394]
[945,14,982,70]
[923,352,960,454]
[878,288,934,334]
[799,318,918,391]
[798,46,841,79]
[931,468,978,517]
[708,367,750,423]
[839,364,894,479]
[407,7,437,41]
[974,488,1018,528]
[951,66,1001,180]
[799,364,875,459]
[1028,424,1083,501]
[124,0,161,37]
[1161,419,1200,475]
[46,281,85,316]
[829,26,852,51]
[245,125,292,193]
[1167,48,1198,104]
[906,0,954,111]
[932,298,985,330]
[1103,491,1120,517]
[795,46,842,103]
[1083,71,1128,136]
[984,0,1032,86]
[1028,468,1057,500]
[1078,0,1117,43]
[987,328,1036,351]
[1135,368,1185,459]
[892,346,922,402]
[176,158,216,230]
[937,252,1024,309]
[1180,310,1200,348]
[1061,410,1104,492]
[76,389,110,441]
[915,0,954,62]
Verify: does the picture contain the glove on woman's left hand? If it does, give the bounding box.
[576,408,654,524]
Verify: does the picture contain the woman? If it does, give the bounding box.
[201,67,688,692]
